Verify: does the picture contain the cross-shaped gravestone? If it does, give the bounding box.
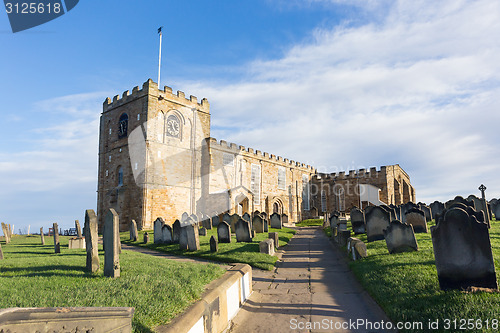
[479,184,487,200]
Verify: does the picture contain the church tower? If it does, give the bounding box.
[97,79,211,231]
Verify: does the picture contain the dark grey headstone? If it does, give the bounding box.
[253,215,265,233]
[420,205,432,222]
[242,213,251,222]
[162,224,173,244]
[143,232,149,244]
[104,208,120,278]
[53,222,60,254]
[430,201,445,220]
[350,208,365,234]
[84,209,99,273]
[179,226,188,250]
[199,227,207,236]
[154,217,165,244]
[210,235,218,252]
[230,214,240,233]
[172,220,181,243]
[336,230,351,247]
[217,221,231,243]
[365,206,390,242]
[431,207,497,290]
[211,215,220,227]
[383,220,418,254]
[202,218,212,230]
[405,208,428,233]
[235,218,252,242]
[270,213,282,229]
[222,213,231,224]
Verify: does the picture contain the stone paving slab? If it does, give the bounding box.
[228,227,396,333]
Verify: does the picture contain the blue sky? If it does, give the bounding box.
[1,0,500,233]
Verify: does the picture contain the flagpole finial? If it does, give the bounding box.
[158,26,163,34]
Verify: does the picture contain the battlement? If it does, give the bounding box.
[312,166,390,181]
[207,137,315,171]
[103,78,210,112]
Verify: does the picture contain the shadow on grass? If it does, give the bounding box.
[0,264,91,278]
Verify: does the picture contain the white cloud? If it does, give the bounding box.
[180,0,500,203]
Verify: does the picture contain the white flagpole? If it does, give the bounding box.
[158,27,163,88]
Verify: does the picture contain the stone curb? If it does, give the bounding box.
[156,263,252,333]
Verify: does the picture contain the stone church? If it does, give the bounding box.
[97,79,416,230]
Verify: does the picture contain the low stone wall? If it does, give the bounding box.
[0,307,134,332]
[157,263,252,333]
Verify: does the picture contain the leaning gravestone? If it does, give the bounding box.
[235,218,252,242]
[172,220,181,243]
[154,217,165,244]
[162,224,173,244]
[84,209,99,273]
[270,213,282,229]
[0,243,3,260]
[253,215,265,233]
[211,215,220,227]
[268,232,279,248]
[1,222,10,244]
[365,206,391,242]
[217,221,231,243]
[350,208,365,234]
[185,222,200,251]
[104,208,120,278]
[75,220,82,238]
[230,214,240,233]
[210,236,218,252]
[53,222,60,253]
[383,220,418,254]
[430,201,445,220]
[40,227,45,245]
[130,220,138,241]
[405,208,428,233]
[469,195,491,228]
[431,207,497,290]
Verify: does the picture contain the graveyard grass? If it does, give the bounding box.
[342,218,500,333]
[295,218,324,227]
[121,227,296,271]
[0,235,225,333]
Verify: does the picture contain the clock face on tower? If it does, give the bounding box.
[166,115,180,138]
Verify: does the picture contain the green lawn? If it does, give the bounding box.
[295,218,324,227]
[0,234,225,333]
[121,226,296,271]
[333,219,500,332]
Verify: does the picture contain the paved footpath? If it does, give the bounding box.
[228,227,395,333]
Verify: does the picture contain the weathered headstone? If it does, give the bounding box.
[217,221,231,243]
[253,215,265,233]
[179,226,188,250]
[270,213,282,229]
[162,224,173,244]
[68,238,86,249]
[211,215,220,227]
[172,220,181,243]
[222,212,231,224]
[469,195,490,228]
[338,217,348,231]
[53,222,60,253]
[264,217,269,232]
[199,227,207,236]
[282,214,289,225]
[235,218,252,242]
[430,201,445,220]
[336,230,351,247]
[129,220,138,241]
[347,237,367,260]
[202,217,212,230]
[405,208,428,233]
[431,207,497,290]
[329,211,340,236]
[0,243,3,260]
[492,202,500,221]
[84,209,99,273]
[365,206,391,242]
[420,205,432,222]
[74,220,82,238]
[350,208,366,234]
[268,232,279,248]
[190,214,199,223]
[181,212,189,222]
[40,227,45,245]
[259,239,275,255]
[230,214,240,233]
[210,235,218,252]
[383,220,418,254]
[310,206,318,217]
[242,213,251,222]
[1,222,10,244]
[185,222,200,251]
[143,232,150,244]
[154,217,165,244]
[104,209,120,278]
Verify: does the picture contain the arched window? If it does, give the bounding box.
[118,167,124,186]
[118,113,128,139]
[166,114,181,139]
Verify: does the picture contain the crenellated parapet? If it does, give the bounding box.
[207,137,315,171]
[103,78,210,113]
[312,166,389,181]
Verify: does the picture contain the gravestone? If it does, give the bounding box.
[268,232,279,248]
[53,222,60,253]
[282,214,289,225]
[431,207,497,290]
[202,217,212,230]
[143,232,149,244]
[336,230,351,247]
[129,220,138,241]
[162,224,173,244]
[181,212,189,222]
[242,213,251,222]
[154,217,165,244]
[330,211,340,237]
[405,208,428,233]
[75,220,82,238]
[172,220,181,243]
[210,236,218,252]
[264,218,269,232]
[222,212,231,224]
[190,214,199,223]
[40,227,45,245]
[261,212,268,220]
[185,222,200,251]
[430,201,445,220]
[338,217,348,231]
[350,208,366,234]
[68,238,85,249]
[383,220,418,254]
[104,208,120,278]
[1,222,10,244]
[235,218,252,242]
[211,215,220,227]
[259,239,275,255]
[0,243,3,260]
[199,227,207,236]
[365,206,391,242]
[310,207,318,217]
[84,209,99,273]
[270,213,282,229]
[468,195,490,228]
[179,226,188,250]
[230,214,240,233]
[420,205,432,222]
[253,215,265,233]
[217,221,231,243]
[347,238,367,260]
[492,203,500,221]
